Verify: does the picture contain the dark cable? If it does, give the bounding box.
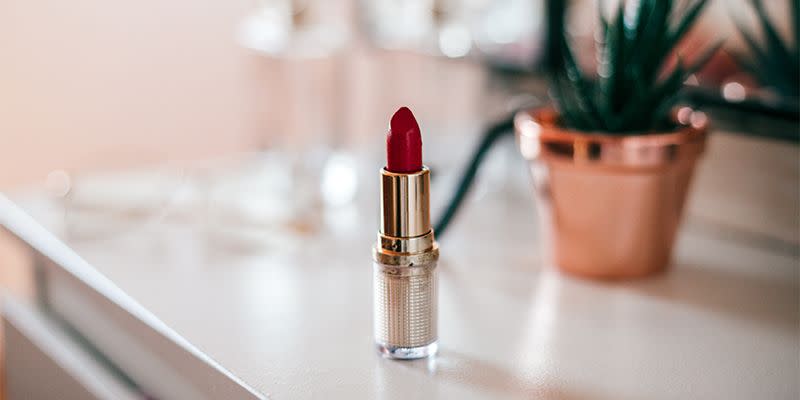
[431,0,561,239]
[433,114,516,238]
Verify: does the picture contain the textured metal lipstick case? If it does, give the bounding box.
[373,167,439,359]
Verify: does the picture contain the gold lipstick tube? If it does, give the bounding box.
[373,167,439,359]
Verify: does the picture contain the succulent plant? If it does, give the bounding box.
[550,0,721,134]
[731,0,800,99]
[435,0,723,237]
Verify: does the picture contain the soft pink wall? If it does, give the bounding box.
[0,0,261,189]
[0,0,789,190]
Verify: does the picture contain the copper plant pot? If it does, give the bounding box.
[515,107,708,279]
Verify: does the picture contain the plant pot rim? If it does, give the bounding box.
[515,107,708,170]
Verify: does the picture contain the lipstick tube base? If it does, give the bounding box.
[372,258,438,360]
[377,341,438,360]
[374,166,438,360]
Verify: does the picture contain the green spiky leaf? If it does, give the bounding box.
[732,0,800,98]
[549,0,719,134]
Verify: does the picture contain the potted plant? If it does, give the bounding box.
[731,0,799,102]
[514,0,720,279]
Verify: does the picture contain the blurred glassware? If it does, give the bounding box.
[361,0,491,59]
[229,0,354,238]
[429,0,490,58]
[360,0,437,49]
[473,0,544,69]
[54,166,192,242]
[238,0,349,58]
[320,152,359,208]
[199,154,317,251]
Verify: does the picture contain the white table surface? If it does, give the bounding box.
[3,132,799,399]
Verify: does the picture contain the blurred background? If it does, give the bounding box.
[0,0,798,396]
[0,0,795,188]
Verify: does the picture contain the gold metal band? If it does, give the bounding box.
[377,230,435,253]
[374,228,438,267]
[372,244,439,267]
[373,259,439,276]
[380,167,431,238]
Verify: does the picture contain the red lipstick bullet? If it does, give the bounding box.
[386,107,423,173]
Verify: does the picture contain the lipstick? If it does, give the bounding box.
[386,107,423,173]
[373,107,439,359]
